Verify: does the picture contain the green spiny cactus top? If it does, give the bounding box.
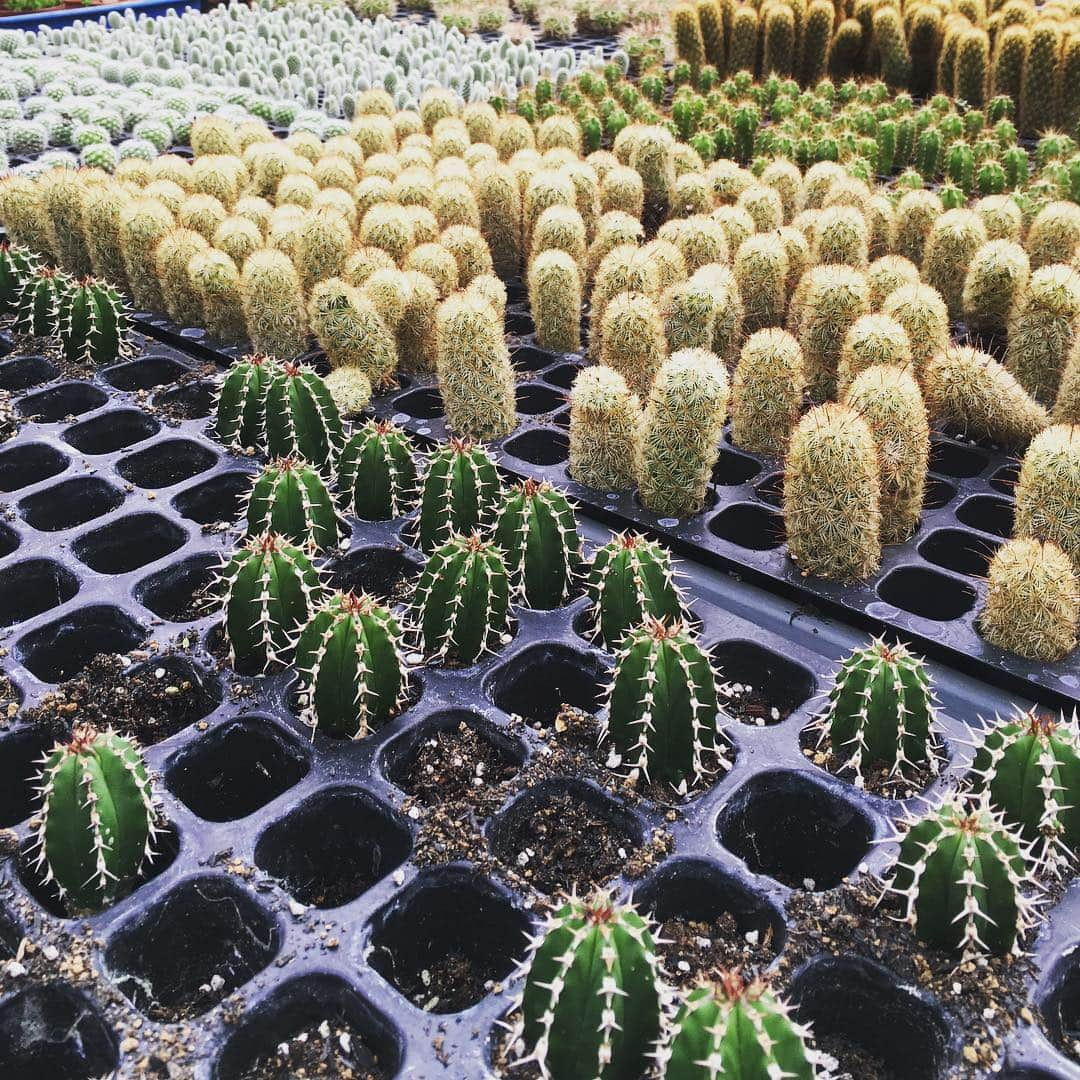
[417,438,503,552]
[58,277,131,367]
[15,265,71,338]
[337,419,418,522]
[0,241,39,310]
[245,456,343,552]
[264,361,345,472]
[215,353,275,450]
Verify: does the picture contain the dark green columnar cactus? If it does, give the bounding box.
[245,457,342,552]
[661,972,816,1080]
[413,532,511,664]
[970,707,1080,863]
[33,726,159,913]
[215,354,275,451]
[338,419,418,521]
[824,638,937,784]
[889,793,1037,956]
[0,241,38,310]
[220,532,324,670]
[605,618,725,790]
[416,438,502,552]
[57,278,130,366]
[512,891,663,1080]
[587,532,686,650]
[15,266,71,337]
[493,479,581,609]
[264,362,345,472]
[294,591,409,738]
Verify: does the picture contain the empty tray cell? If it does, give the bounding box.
[0,984,118,1080]
[18,382,107,422]
[17,605,145,683]
[876,566,976,621]
[543,362,580,390]
[116,438,218,488]
[0,728,54,827]
[486,642,607,725]
[394,386,443,420]
[0,443,69,492]
[1040,949,1080,1063]
[214,974,403,1080]
[989,463,1019,496]
[0,523,16,558]
[368,868,531,1013]
[919,528,1002,577]
[708,502,786,550]
[328,545,423,603]
[502,427,569,466]
[516,383,564,415]
[956,494,1015,537]
[151,380,215,419]
[928,440,988,478]
[710,639,817,725]
[19,476,124,531]
[0,559,78,626]
[166,716,310,821]
[254,786,411,908]
[105,875,280,1021]
[172,471,251,525]
[63,409,160,454]
[104,354,190,391]
[717,770,873,890]
[505,307,534,335]
[73,512,187,574]
[923,476,957,510]
[789,956,952,1079]
[137,553,219,622]
[512,345,556,373]
[754,471,783,507]
[0,354,58,392]
[489,778,643,894]
[711,448,761,486]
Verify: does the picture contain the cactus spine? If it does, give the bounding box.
[307,278,397,388]
[262,363,344,472]
[1014,425,1080,571]
[1006,261,1080,402]
[215,354,274,451]
[188,249,246,343]
[599,291,669,402]
[568,367,642,492]
[730,329,804,457]
[56,278,129,367]
[529,249,582,353]
[338,420,418,521]
[962,240,1030,336]
[241,248,309,361]
[245,457,342,552]
[790,265,869,401]
[417,439,503,553]
[15,266,70,338]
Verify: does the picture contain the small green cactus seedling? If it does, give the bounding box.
[568,367,642,492]
[33,725,158,913]
[417,438,503,552]
[245,457,342,552]
[413,533,511,665]
[511,891,663,1080]
[264,362,345,472]
[660,972,817,1080]
[220,532,324,670]
[338,419,418,521]
[294,591,409,738]
[587,532,686,650]
[57,277,130,366]
[888,793,1037,956]
[15,266,71,337]
[215,354,274,451]
[0,242,38,310]
[604,617,726,790]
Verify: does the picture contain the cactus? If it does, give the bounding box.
[1026,201,1080,271]
[512,891,663,1080]
[307,278,397,388]
[338,419,418,521]
[866,256,920,310]
[56,277,130,367]
[417,439,503,553]
[661,972,816,1080]
[15,266,71,338]
[599,291,668,401]
[784,404,882,582]
[810,205,870,269]
[1021,21,1062,137]
[529,249,582,353]
[992,25,1029,109]
[413,533,511,665]
[81,182,131,294]
[922,209,988,320]
[494,479,581,609]
[215,354,275,451]
[893,189,942,267]
[262,362,344,472]
[874,5,911,90]
[733,233,788,332]
[790,265,869,401]
[245,456,342,552]
[835,314,912,396]
[0,243,38,311]
[33,726,158,914]
[1006,265,1080,403]
[220,532,324,670]
[728,5,759,76]
[1014,424,1080,571]
[240,248,309,361]
[962,240,1030,337]
[980,538,1079,662]
[37,169,92,279]
[881,283,950,380]
[730,328,804,457]
[955,27,990,110]
[154,227,208,329]
[587,532,686,650]
[568,367,642,493]
[294,591,409,738]
[295,209,353,293]
[188,249,246,344]
[119,198,175,314]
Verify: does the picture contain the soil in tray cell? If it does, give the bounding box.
[235,1023,392,1080]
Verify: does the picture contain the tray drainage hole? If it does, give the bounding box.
[512,345,555,373]
[875,566,976,621]
[989,463,1019,496]
[709,502,786,550]
[0,728,55,827]
[73,512,187,574]
[104,875,280,1021]
[955,494,1015,538]
[171,471,251,525]
[327,545,423,603]
[543,362,581,390]
[918,528,1001,577]
[789,956,952,1079]
[754,470,783,507]
[152,380,216,420]
[116,438,218,488]
[137,553,220,622]
[485,643,606,726]
[104,354,191,391]
[710,639,816,726]
[17,605,146,683]
[502,427,569,466]
[712,448,761,486]
[18,382,107,422]
[488,778,643,895]
[0,443,69,492]
[394,386,444,420]
[254,787,411,909]
[214,974,402,1080]
[0,354,59,392]
[382,708,526,803]
[1040,949,1080,1063]
[166,716,310,821]
[923,476,957,510]
[515,383,565,415]
[928,439,988,478]
[63,409,160,454]
[368,870,531,1013]
[0,559,78,627]
[717,771,873,890]
[0,984,118,1080]
[18,476,124,532]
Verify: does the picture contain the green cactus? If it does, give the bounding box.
[245,457,342,552]
[0,242,38,311]
[57,277,130,366]
[417,439,503,553]
[215,354,275,451]
[338,419,418,521]
[32,726,158,914]
[15,266,71,338]
[259,362,345,472]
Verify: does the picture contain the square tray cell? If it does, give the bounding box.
[18,477,124,531]
[511,345,557,373]
[0,443,69,492]
[17,605,146,684]
[709,639,817,724]
[876,566,977,621]
[327,545,423,602]
[516,384,564,415]
[394,387,443,420]
[0,727,55,827]
[712,448,761,486]
[1039,949,1080,1064]
[136,553,220,622]
[0,522,16,558]
[116,439,218,489]
[0,559,78,627]
[928,440,989,478]
[502,427,569,466]
[171,471,252,525]
[955,494,1015,538]
[63,410,160,454]
[485,642,607,726]
[0,354,59,392]
[17,382,107,422]
[543,362,580,390]
[708,502,786,551]
[918,528,1002,577]
[152,380,215,420]
[73,512,187,575]
[923,476,958,510]
[104,354,190,391]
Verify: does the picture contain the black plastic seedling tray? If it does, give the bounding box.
[0,329,1079,1079]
